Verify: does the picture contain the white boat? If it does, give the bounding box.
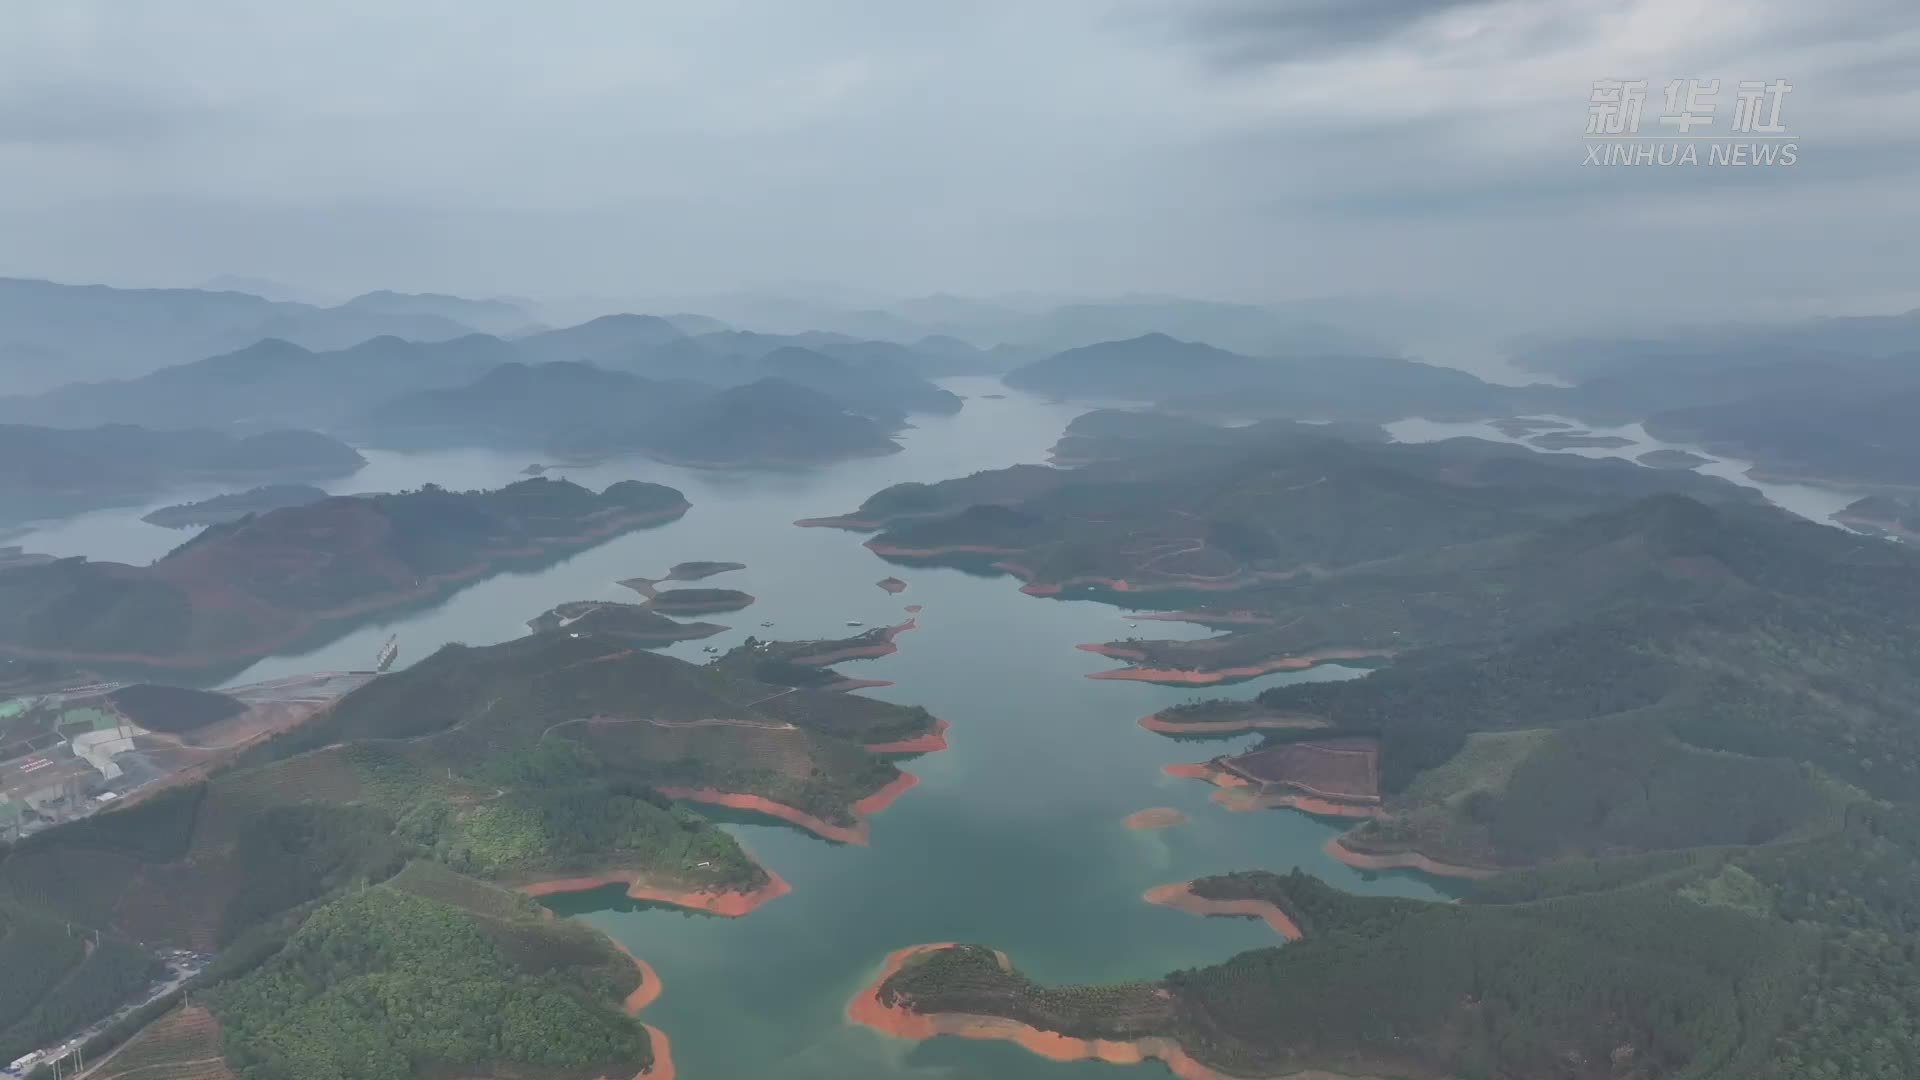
[845,620,864,627]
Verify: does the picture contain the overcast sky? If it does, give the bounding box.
[2,0,1916,331]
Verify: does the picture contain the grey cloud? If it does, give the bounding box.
[0,82,216,147]
[1176,0,1495,69]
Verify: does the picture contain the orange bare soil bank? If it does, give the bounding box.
[1142,882,1301,941]
[602,942,676,1080]
[656,771,921,846]
[1078,644,1392,686]
[1164,753,1383,820]
[1123,807,1189,830]
[867,717,950,755]
[519,868,793,917]
[847,944,1244,1080]
[1322,836,1497,880]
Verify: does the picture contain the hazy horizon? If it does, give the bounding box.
[5,0,1917,343]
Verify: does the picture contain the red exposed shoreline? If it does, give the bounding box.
[519,867,793,917]
[866,718,951,755]
[1078,644,1391,686]
[846,944,1245,1080]
[1143,882,1301,941]
[1162,762,1380,819]
[597,942,674,1080]
[1322,836,1498,880]
[655,771,921,846]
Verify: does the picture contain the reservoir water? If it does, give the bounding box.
[34,381,1810,1077]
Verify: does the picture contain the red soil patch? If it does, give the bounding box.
[599,943,676,1080]
[656,771,920,846]
[1143,881,1301,941]
[847,944,1240,1080]
[636,1024,674,1080]
[1221,739,1380,802]
[1162,761,1252,788]
[1080,645,1392,686]
[615,948,664,1014]
[1322,836,1497,880]
[1138,710,1325,737]
[866,717,950,755]
[519,868,793,917]
[1122,807,1189,830]
[1165,747,1383,820]
[823,677,895,692]
[877,576,908,594]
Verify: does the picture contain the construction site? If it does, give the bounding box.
[0,668,379,843]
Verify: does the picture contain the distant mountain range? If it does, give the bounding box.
[1003,332,1521,421]
[0,424,363,527]
[0,278,544,394]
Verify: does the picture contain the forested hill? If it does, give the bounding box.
[829,421,1758,599]
[846,409,1920,1080]
[0,477,688,673]
[0,616,940,1078]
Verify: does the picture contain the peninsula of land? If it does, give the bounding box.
[0,478,690,674]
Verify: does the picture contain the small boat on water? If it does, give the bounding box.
[760,620,775,627]
[845,620,864,627]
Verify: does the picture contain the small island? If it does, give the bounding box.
[639,586,757,615]
[1528,430,1636,450]
[526,600,725,645]
[140,483,331,527]
[618,566,756,614]
[664,560,747,581]
[877,576,908,594]
[1122,807,1188,830]
[1489,416,1574,437]
[1637,447,1713,470]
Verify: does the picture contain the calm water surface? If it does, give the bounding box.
[19,382,1553,1078]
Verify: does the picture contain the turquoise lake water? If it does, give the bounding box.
[20,380,1508,1078]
